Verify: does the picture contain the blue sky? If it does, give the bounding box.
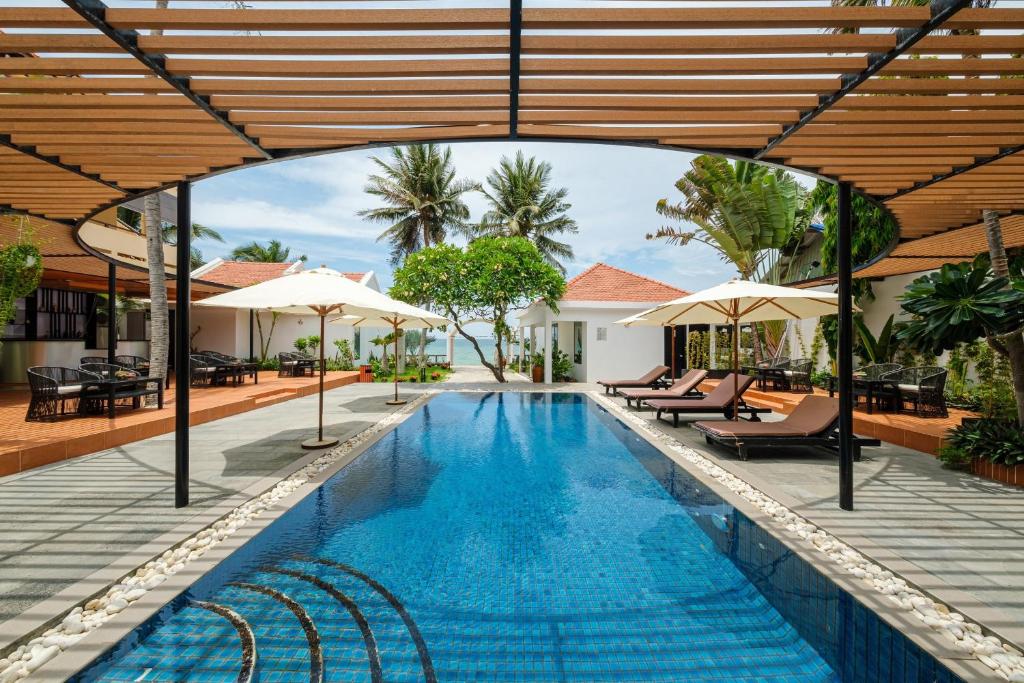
[191,141,818,294]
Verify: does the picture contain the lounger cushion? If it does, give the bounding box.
[696,395,839,439]
[646,373,754,410]
[598,365,669,387]
[620,369,708,400]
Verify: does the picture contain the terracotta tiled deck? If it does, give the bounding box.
[700,380,972,456]
[0,370,360,476]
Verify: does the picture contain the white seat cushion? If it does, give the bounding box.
[57,384,82,395]
[783,370,795,377]
[281,360,297,366]
[897,383,920,393]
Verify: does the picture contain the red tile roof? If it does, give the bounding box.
[562,263,688,303]
[198,261,366,288]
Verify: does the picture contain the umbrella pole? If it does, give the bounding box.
[302,312,339,450]
[386,319,407,406]
[732,317,739,421]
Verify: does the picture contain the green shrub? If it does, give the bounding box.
[946,418,1024,467]
[937,444,973,471]
[551,348,573,381]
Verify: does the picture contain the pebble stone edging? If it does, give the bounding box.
[0,391,435,682]
[591,391,1024,683]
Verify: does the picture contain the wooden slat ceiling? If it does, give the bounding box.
[1,0,1023,250]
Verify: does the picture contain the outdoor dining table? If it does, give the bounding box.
[743,366,784,391]
[216,361,259,385]
[79,376,163,419]
[826,374,896,415]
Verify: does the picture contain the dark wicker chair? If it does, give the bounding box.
[752,357,790,390]
[114,355,150,376]
[26,366,100,421]
[80,356,108,366]
[189,354,219,386]
[854,363,902,411]
[881,366,948,418]
[278,351,301,377]
[781,358,813,393]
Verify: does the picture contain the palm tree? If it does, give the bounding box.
[648,155,811,361]
[475,151,578,274]
[163,222,224,270]
[358,143,476,266]
[230,239,305,263]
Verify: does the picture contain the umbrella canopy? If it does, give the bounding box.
[195,265,419,318]
[194,266,443,445]
[616,279,850,327]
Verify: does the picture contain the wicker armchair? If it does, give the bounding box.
[80,356,108,366]
[881,366,948,418]
[278,351,300,377]
[26,366,100,421]
[189,354,219,386]
[781,358,813,393]
[201,350,240,364]
[755,356,789,369]
[853,363,902,411]
[114,355,150,376]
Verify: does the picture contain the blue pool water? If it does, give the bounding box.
[76,394,963,682]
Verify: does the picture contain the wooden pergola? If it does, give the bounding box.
[2,0,1022,509]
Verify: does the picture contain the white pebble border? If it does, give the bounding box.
[591,391,1024,682]
[0,391,435,682]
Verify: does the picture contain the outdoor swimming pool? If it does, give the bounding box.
[75,393,963,682]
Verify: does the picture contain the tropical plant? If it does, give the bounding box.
[853,314,898,365]
[332,339,354,370]
[391,237,565,382]
[898,258,1024,424]
[293,336,309,354]
[231,239,305,263]
[305,334,321,357]
[687,330,710,370]
[254,310,280,362]
[0,230,43,350]
[809,181,899,304]
[551,347,573,382]
[358,143,476,266]
[648,155,811,361]
[944,418,1024,468]
[475,151,578,274]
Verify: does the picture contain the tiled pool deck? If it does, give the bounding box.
[0,373,1021,678]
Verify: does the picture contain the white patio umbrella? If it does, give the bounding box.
[195,266,443,448]
[616,279,853,420]
[330,307,448,406]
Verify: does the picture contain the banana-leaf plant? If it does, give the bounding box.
[853,313,898,365]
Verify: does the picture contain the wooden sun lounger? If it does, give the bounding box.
[620,369,709,409]
[597,365,670,395]
[694,395,880,461]
[646,374,769,427]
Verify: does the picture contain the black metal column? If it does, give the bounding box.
[508,0,522,138]
[107,263,116,364]
[837,182,854,511]
[175,183,192,509]
[249,309,254,361]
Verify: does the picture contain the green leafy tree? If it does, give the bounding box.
[163,222,224,270]
[475,151,578,274]
[897,259,1024,425]
[231,239,305,263]
[359,143,477,265]
[391,237,565,382]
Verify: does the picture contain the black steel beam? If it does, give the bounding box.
[508,0,523,138]
[837,182,854,512]
[1,136,125,193]
[886,144,1024,201]
[107,262,116,364]
[175,182,191,509]
[754,0,972,160]
[60,0,273,161]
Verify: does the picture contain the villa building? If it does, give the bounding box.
[517,263,690,384]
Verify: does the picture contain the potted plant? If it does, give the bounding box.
[531,352,544,383]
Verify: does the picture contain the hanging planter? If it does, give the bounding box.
[0,240,44,343]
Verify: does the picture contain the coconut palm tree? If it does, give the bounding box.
[230,239,305,263]
[163,222,224,270]
[359,143,477,266]
[475,151,578,274]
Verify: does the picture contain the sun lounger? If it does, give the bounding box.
[646,374,769,427]
[694,395,880,461]
[619,369,709,409]
[597,365,670,395]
